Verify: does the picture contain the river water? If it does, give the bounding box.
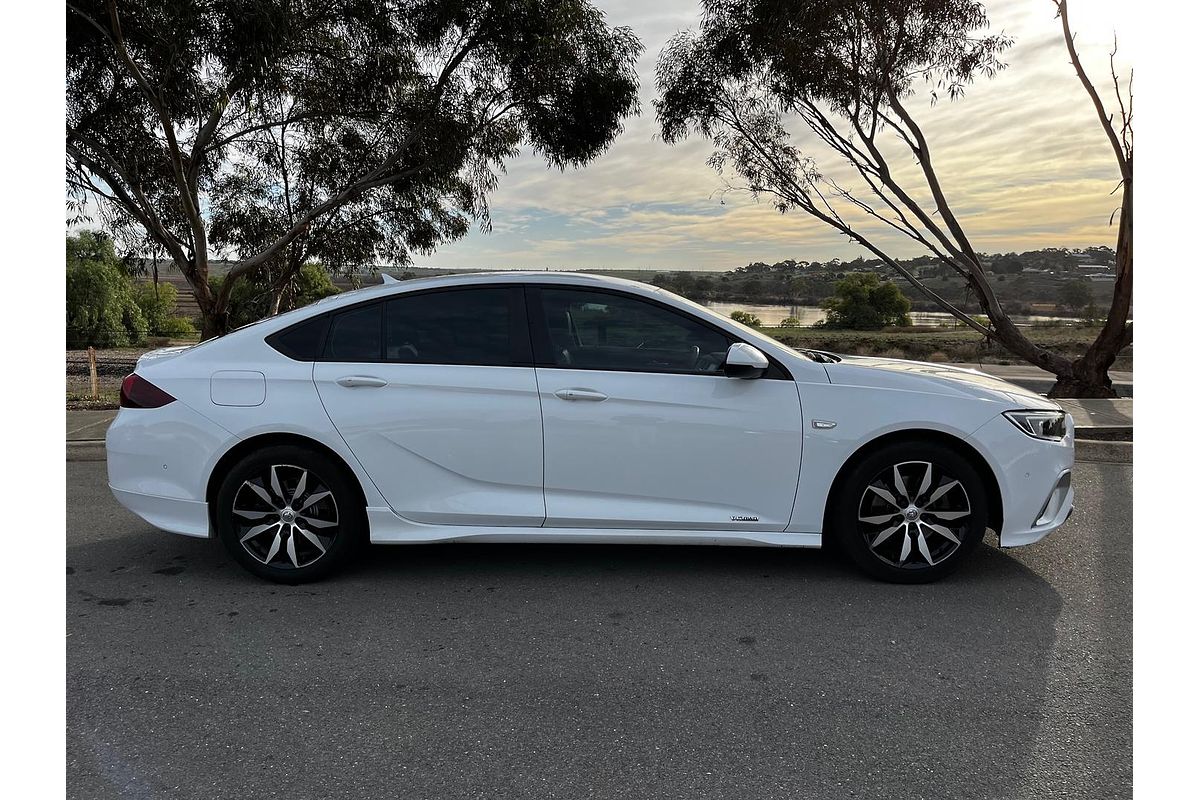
[703,302,1077,328]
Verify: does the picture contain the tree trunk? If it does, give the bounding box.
[199,311,230,340]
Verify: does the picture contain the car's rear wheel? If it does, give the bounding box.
[216,445,363,583]
[833,440,988,583]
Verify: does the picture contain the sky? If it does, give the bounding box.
[422,0,1133,272]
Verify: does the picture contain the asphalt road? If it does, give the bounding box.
[67,461,1132,800]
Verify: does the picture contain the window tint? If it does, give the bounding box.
[267,314,329,361]
[326,304,381,361]
[385,288,512,365]
[537,289,730,374]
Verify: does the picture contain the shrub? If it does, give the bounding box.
[729,310,762,327]
[927,351,950,362]
[66,231,143,348]
[778,316,803,328]
[821,272,911,330]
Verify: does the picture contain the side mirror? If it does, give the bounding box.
[724,342,769,379]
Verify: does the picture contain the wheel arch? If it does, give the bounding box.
[205,432,370,531]
[822,428,1003,536]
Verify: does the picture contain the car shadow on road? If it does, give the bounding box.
[69,525,1063,800]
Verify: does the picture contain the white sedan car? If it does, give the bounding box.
[107,272,1073,583]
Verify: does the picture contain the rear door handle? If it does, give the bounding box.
[554,388,608,402]
[336,375,388,388]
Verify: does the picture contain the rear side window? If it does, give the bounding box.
[267,314,330,361]
[384,288,516,365]
[325,303,382,361]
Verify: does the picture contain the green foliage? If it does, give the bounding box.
[211,262,341,329]
[778,316,802,328]
[729,310,762,327]
[130,281,194,338]
[1059,279,1092,315]
[295,263,340,306]
[820,273,912,330]
[66,231,143,348]
[68,0,642,336]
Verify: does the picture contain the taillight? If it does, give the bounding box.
[119,374,176,408]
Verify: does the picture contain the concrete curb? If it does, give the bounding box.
[66,439,107,463]
[1075,439,1133,464]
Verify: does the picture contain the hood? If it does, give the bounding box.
[821,355,1061,410]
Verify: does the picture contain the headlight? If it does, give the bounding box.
[1004,410,1067,441]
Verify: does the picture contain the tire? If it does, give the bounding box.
[215,445,364,583]
[832,440,988,583]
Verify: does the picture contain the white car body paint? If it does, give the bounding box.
[106,271,1073,556]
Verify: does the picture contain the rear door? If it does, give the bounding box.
[529,286,803,531]
[313,286,545,527]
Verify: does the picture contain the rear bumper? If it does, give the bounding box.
[109,486,211,538]
[106,403,232,538]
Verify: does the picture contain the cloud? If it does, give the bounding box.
[425,0,1132,271]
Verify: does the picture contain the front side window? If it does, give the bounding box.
[385,288,514,366]
[536,288,730,374]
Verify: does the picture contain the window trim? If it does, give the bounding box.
[524,285,793,380]
[268,284,533,367]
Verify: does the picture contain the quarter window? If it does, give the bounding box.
[536,288,730,374]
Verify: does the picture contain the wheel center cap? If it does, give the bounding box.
[904,507,920,521]
[280,508,296,523]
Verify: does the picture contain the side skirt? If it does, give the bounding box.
[365,508,822,548]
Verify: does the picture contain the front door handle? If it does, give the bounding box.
[336,375,388,388]
[554,388,608,402]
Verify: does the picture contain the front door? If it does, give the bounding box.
[529,287,803,531]
[314,286,545,527]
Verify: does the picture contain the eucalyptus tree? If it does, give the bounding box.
[656,0,1131,397]
[67,0,641,337]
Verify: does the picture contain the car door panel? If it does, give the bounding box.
[313,286,545,527]
[527,285,804,531]
[537,369,802,529]
[315,363,545,526]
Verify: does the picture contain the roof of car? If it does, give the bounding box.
[313,270,665,308]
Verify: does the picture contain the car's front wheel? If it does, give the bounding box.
[215,445,363,583]
[833,440,988,583]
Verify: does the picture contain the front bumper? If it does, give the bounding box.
[970,412,1076,547]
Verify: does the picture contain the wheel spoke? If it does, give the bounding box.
[893,465,909,502]
[898,527,912,562]
[246,481,275,507]
[867,485,901,509]
[240,521,279,544]
[296,526,327,555]
[264,531,283,563]
[297,490,331,512]
[926,480,961,505]
[299,514,336,529]
[871,523,903,548]
[859,512,898,525]
[925,509,970,521]
[917,462,932,500]
[269,466,284,503]
[233,507,274,520]
[291,471,308,505]
[915,529,934,565]
[286,527,300,568]
[923,521,962,545]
